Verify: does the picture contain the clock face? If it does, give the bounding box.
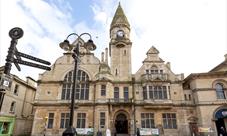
[117,30,124,38]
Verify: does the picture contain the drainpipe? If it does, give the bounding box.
[93,84,96,132]
[21,79,28,118]
[132,77,136,136]
[0,92,5,112]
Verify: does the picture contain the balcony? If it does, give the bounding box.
[134,99,195,108]
[141,73,168,81]
[108,98,133,105]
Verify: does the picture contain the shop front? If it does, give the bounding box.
[0,115,15,136]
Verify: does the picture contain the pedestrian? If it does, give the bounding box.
[220,126,227,136]
[97,130,102,136]
[136,128,140,136]
[106,128,111,136]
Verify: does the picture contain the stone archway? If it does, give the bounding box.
[115,113,128,134]
[213,107,227,136]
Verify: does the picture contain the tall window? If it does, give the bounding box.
[143,86,167,100]
[114,87,119,99]
[60,113,69,128]
[216,83,225,99]
[184,94,187,100]
[47,113,54,129]
[143,87,147,99]
[0,92,4,107]
[124,87,129,100]
[9,101,16,113]
[188,94,191,100]
[162,113,177,129]
[101,85,106,96]
[100,112,105,128]
[61,70,89,100]
[141,113,155,128]
[77,113,86,128]
[14,84,19,95]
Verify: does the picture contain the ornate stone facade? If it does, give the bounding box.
[31,3,227,136]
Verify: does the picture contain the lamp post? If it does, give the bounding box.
[59,33,96,136]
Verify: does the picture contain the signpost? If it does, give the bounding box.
[0,27,51,111]
[1,27,51,79]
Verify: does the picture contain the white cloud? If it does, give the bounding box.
[0,0,73,80]
[0,0,226,81]
[124,0,226,76]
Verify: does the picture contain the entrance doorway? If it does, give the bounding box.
[216,118,226,136]
[214,108,227,135]
[189,123,198,136]
[115,113,128,134]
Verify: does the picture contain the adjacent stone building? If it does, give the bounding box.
[0,66,36,136]
[31,3,227,136]
[183,56,227,136]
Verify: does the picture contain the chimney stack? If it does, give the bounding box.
[105,48,108,64]
[166,62,171,69]
[101,52,104,63]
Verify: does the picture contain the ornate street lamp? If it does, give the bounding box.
[59,33,96,136]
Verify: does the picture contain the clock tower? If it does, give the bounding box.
[109,3,132,81]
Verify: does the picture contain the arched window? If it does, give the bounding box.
[216,83,225,99]
[61,70,89,100]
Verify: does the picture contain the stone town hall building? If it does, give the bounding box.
[32,4,227,136]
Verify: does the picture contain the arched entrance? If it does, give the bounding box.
[214,108,227,135]
[115,113,128,134]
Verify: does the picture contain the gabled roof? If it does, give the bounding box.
[110,2,130,29]
[209,56,227,72]
[184,54,227,84]
[143,46,164,63]
[146,46,160,55]
[183,71,227,87]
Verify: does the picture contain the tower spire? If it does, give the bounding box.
[110,3,130,31]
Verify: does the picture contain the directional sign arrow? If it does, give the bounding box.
[14,59,51,71]
[15,51,51,65]
[13,61,21,71]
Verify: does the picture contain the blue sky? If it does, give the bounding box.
[0,0,226,80]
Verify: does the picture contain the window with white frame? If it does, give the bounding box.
[100,112,105,128]
[60,113,70,128]
[162,113,177,129]
[61,70,89,100]
[143,86,168,100]
[101,85,106,96]
[47,113,54,129]
[141,113,155,128]
[77,113,86,128]
[216,83,226,99]
[124,87,129,100]
[145,65,164,74]
[114,87,119,99]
